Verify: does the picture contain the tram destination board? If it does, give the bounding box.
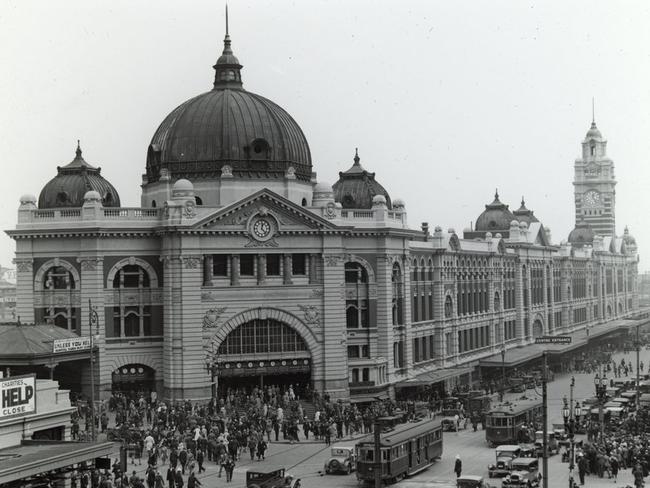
[534,335,572,344]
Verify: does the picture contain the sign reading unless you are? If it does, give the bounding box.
[535,335,572,345]
[53,336,91,353]
[1,374,36,419]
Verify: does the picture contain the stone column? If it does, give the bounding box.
[230,255,240,286]
[13,257,35,323]
[203,255,213,287]
[283,254,293,285]
[257,255,266,285]
[309,254,318,284]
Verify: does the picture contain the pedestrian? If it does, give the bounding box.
[610,455,619,481]
[196,449,205,473]
[187,472,201,488]
[179,448,188,475]
[174,468,183,488]
[225,456,235,483]
[257,439,267,460]
[454,454,462,478]
[578,453,587,486]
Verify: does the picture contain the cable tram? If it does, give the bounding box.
[485,398,543,447]
[355,418,443,484]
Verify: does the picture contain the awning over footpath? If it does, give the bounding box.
[396,366,473,388]
[0,441,114,485]
[479,314,650,368]
[349,391,390,403]
[0,322,91,366]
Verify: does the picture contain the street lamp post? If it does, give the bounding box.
[88,299,99,443]
[635,324,641,411]
[562,399,572,488]
[594,372,607,439]
[500,346,506,402]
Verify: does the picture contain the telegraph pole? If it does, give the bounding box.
[373,420,381,488]
[636,324,641,411]
[542,351,549,488]
[88,299,99,442]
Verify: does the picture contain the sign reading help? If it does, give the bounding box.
[1,375,36,419]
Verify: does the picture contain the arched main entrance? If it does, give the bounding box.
[210,317,312,397]
[112,364,155,396]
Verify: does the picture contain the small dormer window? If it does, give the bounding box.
[103,193,113,206]
[56,192,69,205]
[590,144,596,156]
[249,138,270,160]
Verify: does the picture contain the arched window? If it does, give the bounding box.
[195,196,203,206]
[44,266,75,290]
[444,295,453,318]
[151,200,157,208]
[301,198,307,207]
[420,259,426,281]
[40,264,78,332]
[392,263,403,325]
[494,291,500,311]
[111,263,155,338]
[345,262,369,328]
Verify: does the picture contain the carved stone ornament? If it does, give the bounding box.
[13,258,33,272]
[202,307,227,329]
[221,165,233,177]
[324,202,336,219]
[182,255,202,269]
[310,288,324,298]
[323,254,341,267]
[78,257,103,271]
[244,237,279,248]
[297,304,320,325]
[184,200,197,218]
[162,202,170,219]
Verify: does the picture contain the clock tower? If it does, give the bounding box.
[573,116,616,236]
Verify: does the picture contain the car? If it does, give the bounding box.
[441,409,467,431]
[323,446,355,474]
[517,444,536,458]
[533,431,558,456]
[501,458,540,487]
[457,474,495,488]
[488,445,521,478]
[246,468,300,488]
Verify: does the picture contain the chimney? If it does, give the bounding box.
[421,222,429,241]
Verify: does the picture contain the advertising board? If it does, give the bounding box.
[53,336,91,353]
[1,374,36,420]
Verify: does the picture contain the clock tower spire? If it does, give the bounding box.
[572,111,616,237]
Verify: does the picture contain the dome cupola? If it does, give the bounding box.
[145,16,312,185]
[512,196,540,225]
[474,190,516,232]
[332,149,392,210]
[38,142,121,209]
[568,218,595,247]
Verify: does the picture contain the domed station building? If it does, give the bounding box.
[6,24,642,403]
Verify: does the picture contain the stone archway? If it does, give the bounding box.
[532,318,544,338]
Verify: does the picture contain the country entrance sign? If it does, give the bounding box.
[535,335,572,345]
[1,374,36,419]
[53,336,91,353]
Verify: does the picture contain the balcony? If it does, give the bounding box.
[34,290,81,308]
[104,288,164,307]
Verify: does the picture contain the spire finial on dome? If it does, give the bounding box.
[495,188,499,200]
[213,5,243,89]
[76,139,82,158]
[521,196,525,207]
[354,148,360,166]
[592,97,595,126]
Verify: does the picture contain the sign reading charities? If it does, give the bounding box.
[1,374,36,419]
[535,335,572,345]
[53,336,91,353]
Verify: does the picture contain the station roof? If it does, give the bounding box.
[0,440,114,485]
[0,323,89,365]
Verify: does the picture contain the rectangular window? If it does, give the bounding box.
[212,254,228,276]
[266,254,281,276]
[351,368,359,383]
[292,254,306,275]
[429,336,435,359]
[413,338,420,362]
[362,368,370,382]
[240,255,255,276]
[361,345,369,358]
[347,345,360,358]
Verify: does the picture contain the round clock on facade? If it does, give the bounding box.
[253,218,271,239]
[583,190,601,207]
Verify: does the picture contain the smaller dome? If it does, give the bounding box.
[372,195,387,206]
[585,121,603,141]
[512,197,540,225]
[568,219,595,247]
[38,142,120,209]
[20,194,37,206]
[84,190,101,202]
[475,191,516,232]
[314,181,333,194]
[333,149,392,210]
[485,232,492,238]
[173,179,194,191]
[392,198,405,209]
[519,221,528,230]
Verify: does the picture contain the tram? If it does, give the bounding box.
[355,418,443,484]
[485,398,543,447]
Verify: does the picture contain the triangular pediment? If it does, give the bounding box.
[193,189,342,232]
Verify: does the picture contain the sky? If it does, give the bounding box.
[0,0,649,271]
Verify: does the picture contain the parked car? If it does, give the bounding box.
[457,474,495,488]
[533,431,559,456]
[488,445,521,478]
[324,446,355,474]
[246,469,300,488]
[502,458,540,487]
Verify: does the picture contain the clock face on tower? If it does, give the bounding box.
[248,212,277,242]
[253,219,271,239]
[583,190,602,207]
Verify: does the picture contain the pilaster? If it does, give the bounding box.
[13,257,34,323]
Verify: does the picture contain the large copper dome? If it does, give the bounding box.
[474,191,515,232]
[38,143,120,209]
[333,150,392,210]
[146,33,311,183]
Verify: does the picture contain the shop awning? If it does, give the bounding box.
[0,440,114,485]
[396,366,473,388]
[349,391,390,403]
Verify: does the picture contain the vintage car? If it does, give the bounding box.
[324,446,355,474]
[246,469,300,488]
[533,431,558,456]
[517,444,536,458]
[441,409,467,431]
[457,474,495,488]
[501,458,539,487]
[488,445,521,478]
